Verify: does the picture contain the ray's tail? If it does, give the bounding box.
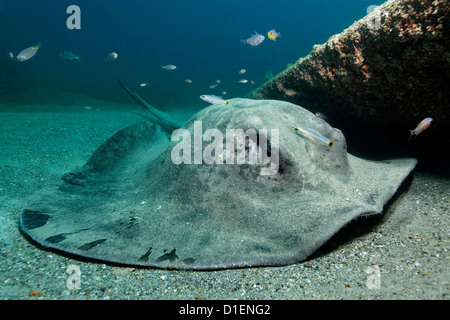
[119,80,183,134]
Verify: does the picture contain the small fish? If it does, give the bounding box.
[200,95,229,105]
[241,32,265,47]
[221,91,227,95]
[239,79,248,84]
[284,89,297,96]
[250,80,255,85]
[276,81,285,92]
[140,83,148,87]
[61,50,80,61]
[218,149,232,162]
[105,52,118,62]
[16,43,41,62]
[162,64,176,70]
[185,79,192,83]
[315,112,327,120]
[216,80,221,84]
[409,117,433,139]
[8,52,15,60]
[209,84,218,89]
[239,68,246,74]
[267,29,281,41]
[292,126,334,147]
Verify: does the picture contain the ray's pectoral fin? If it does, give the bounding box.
[19,98,417,270]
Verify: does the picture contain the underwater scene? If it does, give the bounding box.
[0,0,449,302]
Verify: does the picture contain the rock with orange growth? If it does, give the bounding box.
[29,290,43,297]
[250,0,449,172]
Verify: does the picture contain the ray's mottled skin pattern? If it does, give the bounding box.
[20,99,416,270]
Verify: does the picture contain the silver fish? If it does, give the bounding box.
[16,43,41,62]
[292,126,334,147]
[105,52,118,62]
[200,95,229,105]
[241,32,265,46]
[162,64,176,70]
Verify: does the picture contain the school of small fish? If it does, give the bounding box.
[8,28,282,100]
[9,29,434,143]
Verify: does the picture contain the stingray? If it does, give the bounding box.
[20,92,416,270]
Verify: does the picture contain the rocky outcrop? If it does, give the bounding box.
[250,0,449,173]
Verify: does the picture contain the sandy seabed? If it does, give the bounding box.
[0,103,448,300]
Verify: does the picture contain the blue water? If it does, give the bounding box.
[0,0,381,110]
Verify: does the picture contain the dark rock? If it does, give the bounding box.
[250,0,449,174]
